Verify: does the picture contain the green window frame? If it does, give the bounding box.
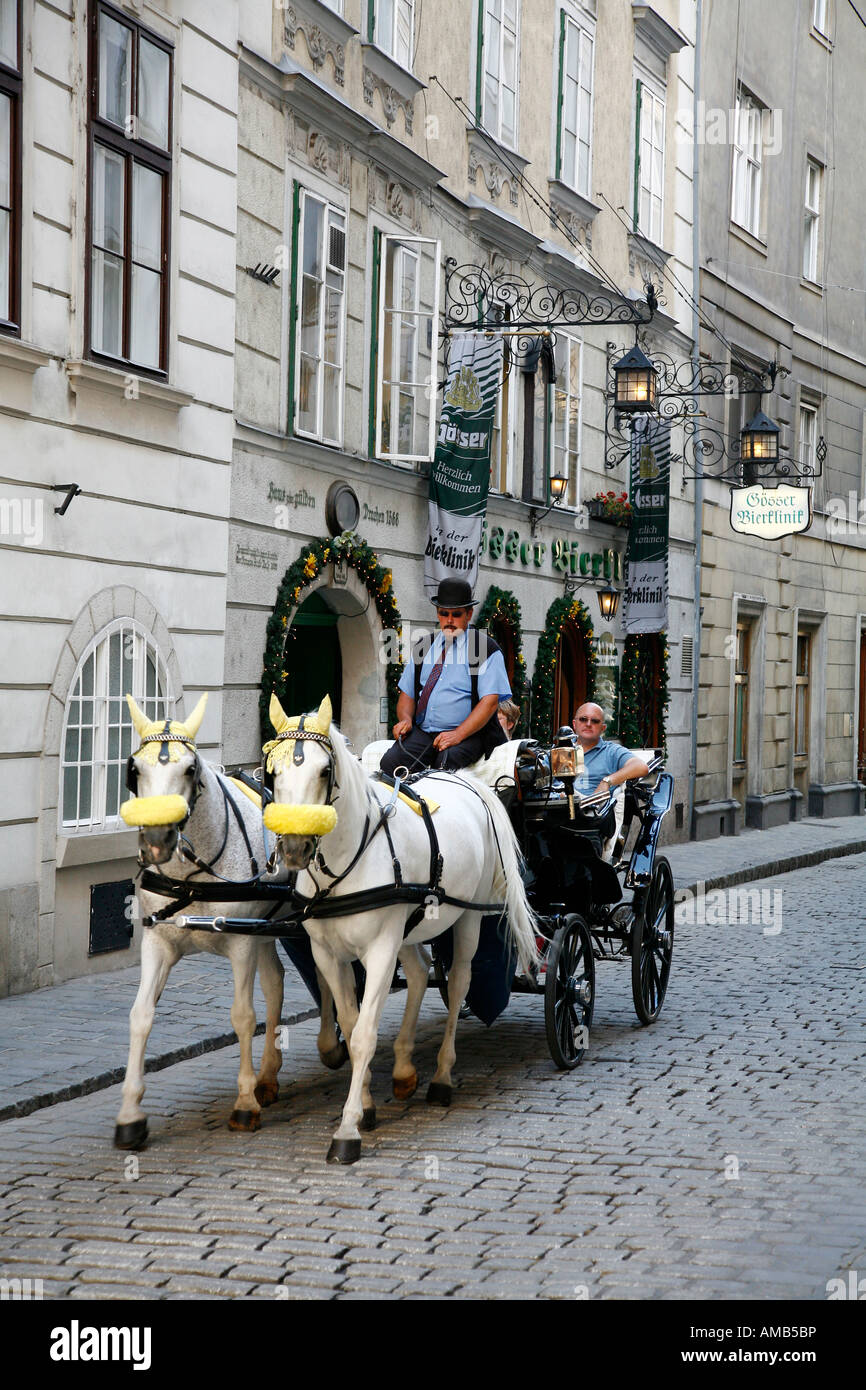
[555,9,594,197]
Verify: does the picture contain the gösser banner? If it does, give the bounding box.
[424,333,503,599]
[623,416,670,635]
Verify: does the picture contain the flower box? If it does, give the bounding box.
[585,492,632,528]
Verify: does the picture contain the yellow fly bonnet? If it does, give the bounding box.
[262,694,338,837]
[120,693,207,828]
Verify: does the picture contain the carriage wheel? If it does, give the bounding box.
[631,856,675,1025]
[544,914,594,1070]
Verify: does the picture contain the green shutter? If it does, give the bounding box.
[368,227,382,458]
[475,0,485,121]
[368,0,375,44]
[555,10,566,181]
[287,180,301,435]
[633,79,643,232]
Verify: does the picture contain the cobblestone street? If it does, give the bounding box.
[1,854,865,1301]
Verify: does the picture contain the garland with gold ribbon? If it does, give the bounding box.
[261,531,401,743]
[530,596,597,743]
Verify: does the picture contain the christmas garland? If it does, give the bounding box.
[619,632,670,753]
[260,531,402,743]
[474,585,527,709]
[530,595,597,743]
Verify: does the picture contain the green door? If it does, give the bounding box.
[281,591,342,723]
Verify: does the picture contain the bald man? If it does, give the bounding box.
[573,702,650,800]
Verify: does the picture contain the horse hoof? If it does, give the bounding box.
[360,1106,377,1132]
[114,1119,148,1150]
[326,1138,362,1165]
[320,1040,350,1070]
[228,1109,261,1133]
[254,1081,279,1108]
[426,1082,452,1107]
[392,1070,418,1100]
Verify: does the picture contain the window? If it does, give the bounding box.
[733,622,750,767]
[479,0,519,148]
[61,621,172,832]
[291,186,346,445]
[634,80,664,244]
[0,0,21,332]
[731,90,763,237]
[813,0,830,35]
[552,333,581,507]
[803,158,822,283]
[522,338,554,503]
[490,347,514,494]
[799,401,818,473]
[794,630,810,758]
[323,0,345,13]
[372,231,441,462]
[557,13,594,198]
[370,0,414,68]
[88,3,172,372]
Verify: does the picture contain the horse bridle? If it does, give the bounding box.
[126,720,202,827]
[263,713,339,807]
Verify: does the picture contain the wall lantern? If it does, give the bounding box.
[612,345,658,415]
[740,409,780,464]
[596,584,621,621]
[529,473,569,536]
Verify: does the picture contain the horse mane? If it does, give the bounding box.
[330,721,374,805]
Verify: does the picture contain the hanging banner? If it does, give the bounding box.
[623,416,670,635]
[424,333,503,598]
[729,485,812,538]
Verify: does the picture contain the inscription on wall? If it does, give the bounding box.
[236,544,278,570]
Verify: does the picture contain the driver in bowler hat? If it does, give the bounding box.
[379,578,512,775]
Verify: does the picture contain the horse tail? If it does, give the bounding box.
[460,777,540,975]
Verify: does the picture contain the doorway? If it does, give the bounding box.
[282,591,342,723]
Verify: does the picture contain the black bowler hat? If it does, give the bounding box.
[430,578,476,608]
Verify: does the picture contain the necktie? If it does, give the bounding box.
[415,638,451,720]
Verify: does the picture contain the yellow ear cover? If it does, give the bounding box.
[120,795,189,827]
[263,803,338,837]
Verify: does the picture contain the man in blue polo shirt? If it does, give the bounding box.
[571,702,649,844]
[380,578,512,775]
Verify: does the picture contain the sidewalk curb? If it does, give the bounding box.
[3,837,865,1125]
[671,838,866,897]
[0,1005,318,1124]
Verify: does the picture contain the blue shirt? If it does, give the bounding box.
[399,629,512,733]
[577,737,636,795]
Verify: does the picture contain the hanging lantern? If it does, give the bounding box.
[597,585,621,621]
[549,473,568,501]
[740,410,780,464]
[612,345,658,414]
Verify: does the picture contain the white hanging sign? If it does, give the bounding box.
[729,485,812,539]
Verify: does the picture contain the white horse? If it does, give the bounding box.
[114,693,345,1150]
[263,694,538,1164]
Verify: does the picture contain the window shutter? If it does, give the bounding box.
[287,179,301,435]
[555,9,566,181]
[475,0,485,120]
[367,0,376,44]
[633,79,643,231]
[368,226,382,458]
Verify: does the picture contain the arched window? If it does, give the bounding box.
[61,620,173,831]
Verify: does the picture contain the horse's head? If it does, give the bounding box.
[263,694,338,871]
[120,693,208,866]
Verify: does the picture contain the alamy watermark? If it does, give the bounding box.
[675,881,783,935]
[677,101,783,158]
[0,496,44,547]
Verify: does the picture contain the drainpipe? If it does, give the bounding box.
[688,0,704,839]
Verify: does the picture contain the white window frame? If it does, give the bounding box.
[635,79,665,245]
[375,232,441,464]
[799,400,818,473]
[812,0,829,36]
[490,346,516,495]
[803,158,822,283]
[558,12,594,198]
[60,619,173,833]
[294,188,346,447]
[552,332,582,508]
[481,0,520,149]
[372,0,414,69]
[731,89,763,237]
[323,0,345,14]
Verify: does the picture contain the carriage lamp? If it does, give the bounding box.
[740,409,780,465]
[597,584,621,621]
[612,345,658,414]
[529,474,568,536]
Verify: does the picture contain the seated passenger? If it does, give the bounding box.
[570,703,650,850]
[497,699,521,739]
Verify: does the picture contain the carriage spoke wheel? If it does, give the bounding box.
[630,856,674,1025]
[544,914,594,1070]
